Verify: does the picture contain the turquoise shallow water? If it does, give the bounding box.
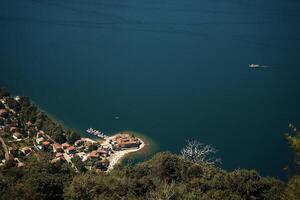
[1,0,300,179]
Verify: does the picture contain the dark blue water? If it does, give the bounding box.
[1,0,300,179]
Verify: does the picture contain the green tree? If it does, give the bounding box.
[71,155,86,173]
[282,176,300,200]
[66,130,81,144]
[5,97,20,111]
[282,124,300,200]
[45,124,66,144]
[286,124,300,170]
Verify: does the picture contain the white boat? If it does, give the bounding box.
[249,64,260,68]
[86,128,108,139]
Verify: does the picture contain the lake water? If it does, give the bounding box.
[1,0,300,179]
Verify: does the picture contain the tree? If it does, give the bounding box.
[71,155,86,173]
[50,125,66,144]
[147,180,175,200]
[151,152,186,182]
[282,124,300,200]
[286,124,300,170]
[282,176,300,200]
[35,111,45,130]
[5,97,20,111]
[19,105,37,124]
[18,96,31,108]
[181,140,221,165]
[88,143,99,152]
[66,130,81,144]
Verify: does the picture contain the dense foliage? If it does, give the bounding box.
[281,124,300,200]
[0,152,74,200]
[0,152,284,200]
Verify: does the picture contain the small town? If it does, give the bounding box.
[0,92,144,172]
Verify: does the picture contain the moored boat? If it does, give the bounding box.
[86,128,108,139]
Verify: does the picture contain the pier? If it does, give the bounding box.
[86,128,108,139]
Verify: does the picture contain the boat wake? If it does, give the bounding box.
[249,64,270,68]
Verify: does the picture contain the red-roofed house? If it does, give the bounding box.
[115,134,140,149]
[62,143,71,149]
[55,153,63,158]
[89,151,100,160]
[53,143,63,153]
[42,141,50,147]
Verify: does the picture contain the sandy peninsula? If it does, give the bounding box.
[100,134,146,171]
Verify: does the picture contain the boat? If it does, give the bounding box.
[86,128,108,139]
[249,64,260,68]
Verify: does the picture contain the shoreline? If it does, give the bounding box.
[16,97,151,172]
[26,101,151,172]
[23,99,153,169]
[106,136,146,171]
[33,105,152,171]
[98,133,146,171]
